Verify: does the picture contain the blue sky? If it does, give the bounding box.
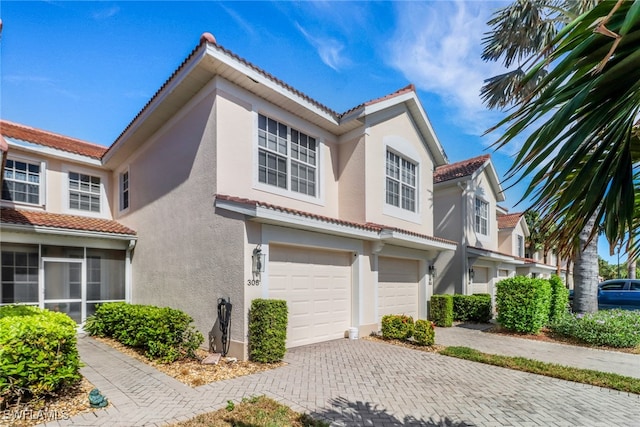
[0,1,622,264]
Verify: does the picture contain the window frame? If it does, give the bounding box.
[516,235,524,258]
[475,197,489,236]
[62,164,108,218]
[119,169,130,212]
[255,113,320,201]
[385,150,418,214]
[1,155,46,208]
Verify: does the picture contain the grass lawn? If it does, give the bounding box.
[168,395,328,427]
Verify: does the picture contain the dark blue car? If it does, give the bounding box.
[597,279,640,310]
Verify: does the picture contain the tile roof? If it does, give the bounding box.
[108,34,419,152]
[215,194,455,246]
[498,212,524,229]
[1,208,136,236]
[0,120,107,159]
[434,154,490,184]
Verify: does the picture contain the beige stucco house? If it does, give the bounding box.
[432,154,565,302]
[1,33,457,359]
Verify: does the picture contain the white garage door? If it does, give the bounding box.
[471,266,489,294]
[378,257,419,321]
[269,245,351,348]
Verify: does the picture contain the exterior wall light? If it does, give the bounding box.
[252,245,265,275]
[428,265,437,277]
[468,268,475,280]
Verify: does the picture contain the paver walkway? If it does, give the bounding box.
[39,327,640,427]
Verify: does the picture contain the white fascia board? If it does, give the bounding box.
[468,247,522,263]
[523,262,557,271]
[207,45,339,127]
[214,199,258,217]
[472,159,506,202]
[379,229,456,252]
[103,46,210,164]
[5,138,102,167]
[254,206,380,240]
[0,223,136,241]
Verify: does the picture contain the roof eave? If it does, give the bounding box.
[0,223,137,241]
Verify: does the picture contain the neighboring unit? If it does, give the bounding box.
[1,33,457,359]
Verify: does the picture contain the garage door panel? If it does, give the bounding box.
[378,257,419,321]
[269,245,351,348]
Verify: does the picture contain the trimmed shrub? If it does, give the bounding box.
[381,314,415,340]
[413,319,435,346]
[0,305,81,403]
[453,294,493,323]
[248,299,288,363]
[84,302,204,363]
[429,295,453,327]
[549,309,640,348]
[548,275,569,324]
[496,277,551,334]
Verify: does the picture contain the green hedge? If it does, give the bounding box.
[381,314,415,340]
[84,302,203,363]
[248,299,288,363]
[0,306,81,403]
[453,294,493,323]
[413,319,435,346]
[429,295,453,327]
[496,277,551,334]
[548,275,569,324]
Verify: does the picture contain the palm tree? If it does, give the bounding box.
[481,0,640,313]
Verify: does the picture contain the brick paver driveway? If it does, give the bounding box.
[56,337,640,426]
[199,339,639,426]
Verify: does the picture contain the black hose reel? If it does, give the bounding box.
[217,297,232,356]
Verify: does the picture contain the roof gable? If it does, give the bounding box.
[498,212,524,229]
[434,154,490,183]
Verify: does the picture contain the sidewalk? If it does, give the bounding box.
[435,322,640,379]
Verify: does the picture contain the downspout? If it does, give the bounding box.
[125,239,137,303]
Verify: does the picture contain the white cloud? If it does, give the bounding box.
[92,6,120,21]
[387,1,511,140]
[295,22,350,72]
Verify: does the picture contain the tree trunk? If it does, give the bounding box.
[628,236,636,279]
[573,215,599,313]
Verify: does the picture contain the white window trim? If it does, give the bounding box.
[118,167,130,214]
[474,197,489,236]
[382,143,421,224]
[252,111,324,205]
[62,164,109,219]
[516,234,525,258]
[0,153,47,209]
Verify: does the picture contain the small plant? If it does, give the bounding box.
[381,314,414,340]
[248,299,288,363]
[429,295,453,327]
[549,309,640,348]
[226,400,235,411]
[413,319,435,346]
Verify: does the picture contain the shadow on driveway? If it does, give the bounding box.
[311,396,476,427]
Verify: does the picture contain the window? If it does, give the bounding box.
[517,235,524,257]
[386,151,417,212]
[475,198,489,235]
[257,114,317,196]
[2,159,41,205]
[1,249,39,304]
[120,171,129,211]
[69,172,101,212]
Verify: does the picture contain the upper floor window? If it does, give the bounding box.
[386,151,417,212]
[257,114,317,197]
[120,171,129,211]
[69,172,101,212]
[475,198,488,235]
[517,235,524,257]
[1,159,41,205]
